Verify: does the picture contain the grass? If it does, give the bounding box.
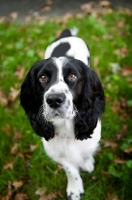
[0,8,132,200]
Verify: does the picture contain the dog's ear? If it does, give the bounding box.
[75,64,105,140]
[20,61,54,141]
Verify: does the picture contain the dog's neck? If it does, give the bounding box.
[52,118,75,139]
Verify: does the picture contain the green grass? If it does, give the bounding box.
[0,9,132,199]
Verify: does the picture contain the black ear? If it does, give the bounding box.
[75,64,105,140]
[20,61,54,141]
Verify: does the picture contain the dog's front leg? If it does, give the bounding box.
[63,164,84,200]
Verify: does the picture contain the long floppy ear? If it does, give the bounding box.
[20,61,54,141]
[75,64,105,140]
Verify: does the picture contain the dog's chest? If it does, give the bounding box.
[41,119,78,162]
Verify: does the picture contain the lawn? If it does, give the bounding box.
[0,6,132,200]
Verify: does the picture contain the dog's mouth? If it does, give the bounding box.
[44,108,65,121]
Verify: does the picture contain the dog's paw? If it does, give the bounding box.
[67,192,84,200]
[67,179,84,200]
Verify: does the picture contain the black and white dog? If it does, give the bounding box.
[20,28,105,200]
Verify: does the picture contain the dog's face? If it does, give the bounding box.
[39,57,84,122]
[20,57,105,141]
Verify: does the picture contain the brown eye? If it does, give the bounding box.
[39,75,48,83]
[69,74,77,81]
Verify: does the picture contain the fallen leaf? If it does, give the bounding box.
[14,193,29,200]
[59,13,74,25]
[36,188,57,200]
[116,124,128,140]
[3,160,14,170]
[30,145,38,152]
[102,139,118,149]
[10,12,18,20]
[36,188,46,196]
[105,192,119,200]
[12,181,23,189]
[15,66,25,80]
[102,170,112,177]
[120,66,132,76]
[81,3,92,14]
[117,19,125,28]
[11,143,19,155]
[0,181,12,200]
[99,1,112,8]
[93,57,99,68]
[124,146,132,154]
[55,164,63,174]
[41,5,51,13]
[13,132,23,140]
[114,158,126,164]
[0,90,8,106]
[8,87,20,102]
[2,124,11,135]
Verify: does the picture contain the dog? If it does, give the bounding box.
[20,28,105,200]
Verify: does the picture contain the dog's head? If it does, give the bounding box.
[20,57,105,141]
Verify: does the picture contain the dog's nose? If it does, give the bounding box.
[46,93,66,108]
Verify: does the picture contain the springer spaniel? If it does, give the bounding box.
[20,28,105,200]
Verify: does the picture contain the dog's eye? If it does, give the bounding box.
[39,75,48,83]
[69,74,77,81]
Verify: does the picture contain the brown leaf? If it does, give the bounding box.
[99,1,112,8]
[0,90,8,106]
[114,158,126,164]
[102,170,112,178]
[8,87,19,102]
[3,161,14,170]
[30,145,38,152]
[13,132,23,140]
[81,3,92,14]
[14,193,29,200]
[117,19,125,28]
[11,143,19,155]
[102,139,118,149]
[44,193,57,200]
[124,146,132,154]
[55,164,63,174]
[2,124,11,135]
[121,66,132,76]
[15,66,25,80]
[41,5,51,13]
[36,188,57,200]
[93,57,99,68]
[59,13,74,24]
[36,188,46,196]
[105,192,119,200]
[10,12,18,20]
[0,182,12,200]
[116,124,128,140]
[12,181,23,189]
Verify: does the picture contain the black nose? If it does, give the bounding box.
[46,93,66,108]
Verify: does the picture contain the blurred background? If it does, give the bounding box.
[0,0,132,19]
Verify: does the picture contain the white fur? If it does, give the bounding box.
[42,120,101,199]
[45,37,90,66]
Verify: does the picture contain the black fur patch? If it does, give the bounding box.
[51,42,70,57]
